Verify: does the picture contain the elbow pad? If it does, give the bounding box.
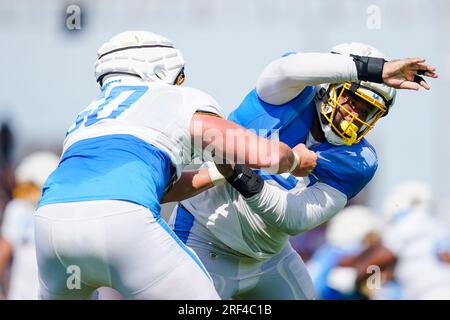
[226,165,264,198]
[351,54,385,83]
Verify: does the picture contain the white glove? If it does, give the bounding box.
[327,266,358,294]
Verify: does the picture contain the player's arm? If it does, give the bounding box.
[190,113,316,175]
[256,53,359,105]
[326,242,397,294]
[256,53,438,105]
[0,237,12,278]
[215,162,346,235]
[161,168,212,203]
[244,182,347,235]
[0,206,17,278]
[341,243,397,281]
[161,162,232,203]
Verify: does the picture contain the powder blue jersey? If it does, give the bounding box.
[171,85,377,260]
[39,77,223,215]
[228,86,378,200]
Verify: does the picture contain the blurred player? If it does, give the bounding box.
[169,43,437,299]
[307,205,384,300]
[0,152,59,299]
[35,31,313,300]
[339,181,450,300]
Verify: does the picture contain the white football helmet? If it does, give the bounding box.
[326,205,383,249]
[15,151,60,188]
[94,31,185,87]
[317,42,397,146]
[382,180,434,222]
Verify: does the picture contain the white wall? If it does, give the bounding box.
[0,0,449,213]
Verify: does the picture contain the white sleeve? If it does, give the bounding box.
[183,86,225,118]
[244,182,347,236]
[256,53,358,105]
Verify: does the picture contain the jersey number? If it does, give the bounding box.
[67,85,148,135]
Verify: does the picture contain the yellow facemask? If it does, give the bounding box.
[321,82,388,145]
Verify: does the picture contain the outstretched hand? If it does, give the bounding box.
[382,58,438,91]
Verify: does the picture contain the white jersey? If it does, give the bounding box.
[1,199,38,300]
[35,76,222,299]
[171,172,346,261]
[383,211,450,299]
[64,76,223,178]
[39,76,224,215]
[173,175,306,260]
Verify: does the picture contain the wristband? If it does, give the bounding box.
[288,151,300,173]
[225,165,264,198]
[206,162,226,186]
[351,54,385,84]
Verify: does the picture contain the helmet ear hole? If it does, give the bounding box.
[153,65,167,81]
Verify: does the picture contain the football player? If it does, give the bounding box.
[169,43,437,299]
[329,181,450,300]
[0,152,59,299]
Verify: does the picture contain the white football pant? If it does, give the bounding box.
[34,200,220,299]
[187,237,316,300]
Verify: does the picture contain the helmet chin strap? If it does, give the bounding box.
[323,125,347,146]
[340,120,358,145]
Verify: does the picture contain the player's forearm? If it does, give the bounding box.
[245,182,347,235]
[350,245,397,280]
[256,53,358,105]
[161,168,213,203]
[222,133,294,174]
[191,114,295,174]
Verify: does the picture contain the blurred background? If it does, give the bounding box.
[0,0,449,299]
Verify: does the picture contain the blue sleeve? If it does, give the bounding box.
[228,50,308,130]
[309,141,378,199]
